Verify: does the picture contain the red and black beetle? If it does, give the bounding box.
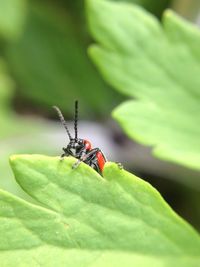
[53,101,107,174]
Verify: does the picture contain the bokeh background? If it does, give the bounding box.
[0,0,200,231]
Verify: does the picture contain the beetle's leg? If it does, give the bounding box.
[60,153,65,160]
[72,148,88,169]
[60,148,69,161]
[72,148,99,169]
[90,160,101,174]
[72,158,82,169]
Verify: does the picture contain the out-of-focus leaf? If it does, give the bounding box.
[0,154,198,266]
[5,2,121,117]
[87,0,200,171]
[0,57,42,138]
[0,57,52,197]
[57,0,171,19]
[112,0,171,18]
[0,0,27,40]
[0,59,13,111]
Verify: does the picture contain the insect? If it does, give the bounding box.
[53,101,107,174]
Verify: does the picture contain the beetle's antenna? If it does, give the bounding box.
[53,106,72,140]
[74,100,78,140]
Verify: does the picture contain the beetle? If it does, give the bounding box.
[53,101,107,174]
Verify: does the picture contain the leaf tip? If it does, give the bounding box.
[9,154,21,164]
[87,44,101,63]
[162,8,184,28]
[163,8,174,19]
[111,107,118,120]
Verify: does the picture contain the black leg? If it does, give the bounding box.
[72,148,88,169]
[72,148,100,169]
[60,151,69,161]
[60,153,65,161]
[90,161,101,174]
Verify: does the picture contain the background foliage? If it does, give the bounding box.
[88,0,200,171]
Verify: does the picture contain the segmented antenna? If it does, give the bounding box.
[74,100,78,140]
[53,106,72,140]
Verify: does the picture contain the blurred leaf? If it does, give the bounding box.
[112,0,171,18]
[87,0,200,171]
[0,58,25,138]
[5,2,122,117]
[0,57,43,138]
[0,154,198,266]
[0,59,13,111]
[0,57,52,197]
[58,0,171,18]
[0,0,27,40]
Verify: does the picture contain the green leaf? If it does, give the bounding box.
[0,0,26,40]
[5,2,121,116]
[87,0,200,170]
[0,155,199,266]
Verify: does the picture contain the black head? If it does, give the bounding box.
[65,138,85,157]
[53,101,85,157]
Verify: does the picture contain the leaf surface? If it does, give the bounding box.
[0,155,199,266]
